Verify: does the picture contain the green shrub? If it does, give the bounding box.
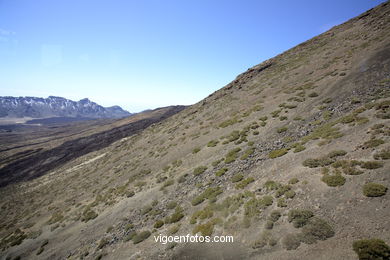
[283,233,301,250]
[207,140,219,147]
[293,144,306,153]
[363,183,387,197]
[302,157,333,168]
[321,174,346,187]
[301,217,335,241]
[289,178,299,184]
[167,201,177,210]
[154,220,164,228]
[193,221,214,236]
[225,148,241,163]
[264,180,281,190]
[308,92,319,97]
[363,138,385,148]
[236,177,255,189]
[374,149,390,160]
[343,166,363,175]
[212,158,223,167]
[82,208,98,222]
[191,187,222,206]
[279,116,288,121]
[269,148,288,159]
[271,110,281,118]
[241,147,255,160]
[215,168,228,177]
[259,116,268,121]
[193,166,208,175]
[277,127,288,133]
[275,185,292,198]
[328,150,347,158]
[219,117,238,128]
[360,161,384,169]
[132,231,151,244]
[192,147,201,154]
[166,207,185,223]
[288,209,314,228]
[353,239,390,260]
[285,190,296,199]
[231,173,244,183]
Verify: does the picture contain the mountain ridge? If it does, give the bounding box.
[0,96,131,119]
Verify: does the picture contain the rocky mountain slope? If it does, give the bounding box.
[0,2,390,260]
[0,96,131,119]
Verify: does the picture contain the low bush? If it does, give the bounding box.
[277,127,288,133]
[192,147,201,154]
[360,161,384,169]
[191,187,222,206]
[353,239,390,260]
[207,140,219,147]
[264,180,281,190]
[132,231,151,244]
[288,209,314,228]
[302,157,333,168]
[301,217,335,241]
[321,174,346,187]
[363,183,387,197]
[231,173,244,183]
[154,220,164,228]
[225,148,242,163]
[236,177,255,189]
[193,166,208,176]
[215,168,228,177]
[362,138,385,148]
[240,147,255,160]
[269,148,288,159]
[308,92,319,97]
[328,150,347,158]
[374,149,390,160]
[289,178,299,184]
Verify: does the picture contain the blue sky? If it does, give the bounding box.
[0,0,385,112]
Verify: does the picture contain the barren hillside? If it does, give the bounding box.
[1,2,390,260]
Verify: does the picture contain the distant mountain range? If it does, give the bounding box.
[0,96,131,119]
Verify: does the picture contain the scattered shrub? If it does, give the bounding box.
[301,217,335,241]
[277,198,287,207]
[236,177,255,189]
[308,92,319,97]
[193,166,208,176]
[264,180,281,191]
[304,157,334,168]
[293,144,306,153]
[363,139,385,148]
[269,148,288,159]
[288,209,314,228]
[321,174,346,187]
[192,147,201,154]
[191,187,222,206]
[225,148,242,163]
[363,183,387,197]
[360,161,384,169]
[285,190,296,199]
[165,207,185,223]
[277,127,288,133]
[231,173,244,183]
[207,140,219,147]
[343,166,363,175]
[82,208,98,222]
[132,231,151,244]
[275,185,292,198]
[374,149,390,160]
[154,220,164,228]
[328,150,347,158]
[215,168,228,177]
[289,178,299,184]
[353,239,390,260]
[241,147,255,160]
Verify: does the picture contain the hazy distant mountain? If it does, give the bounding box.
[0,96,131,119]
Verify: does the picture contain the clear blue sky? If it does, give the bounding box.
[0,0,385,112]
